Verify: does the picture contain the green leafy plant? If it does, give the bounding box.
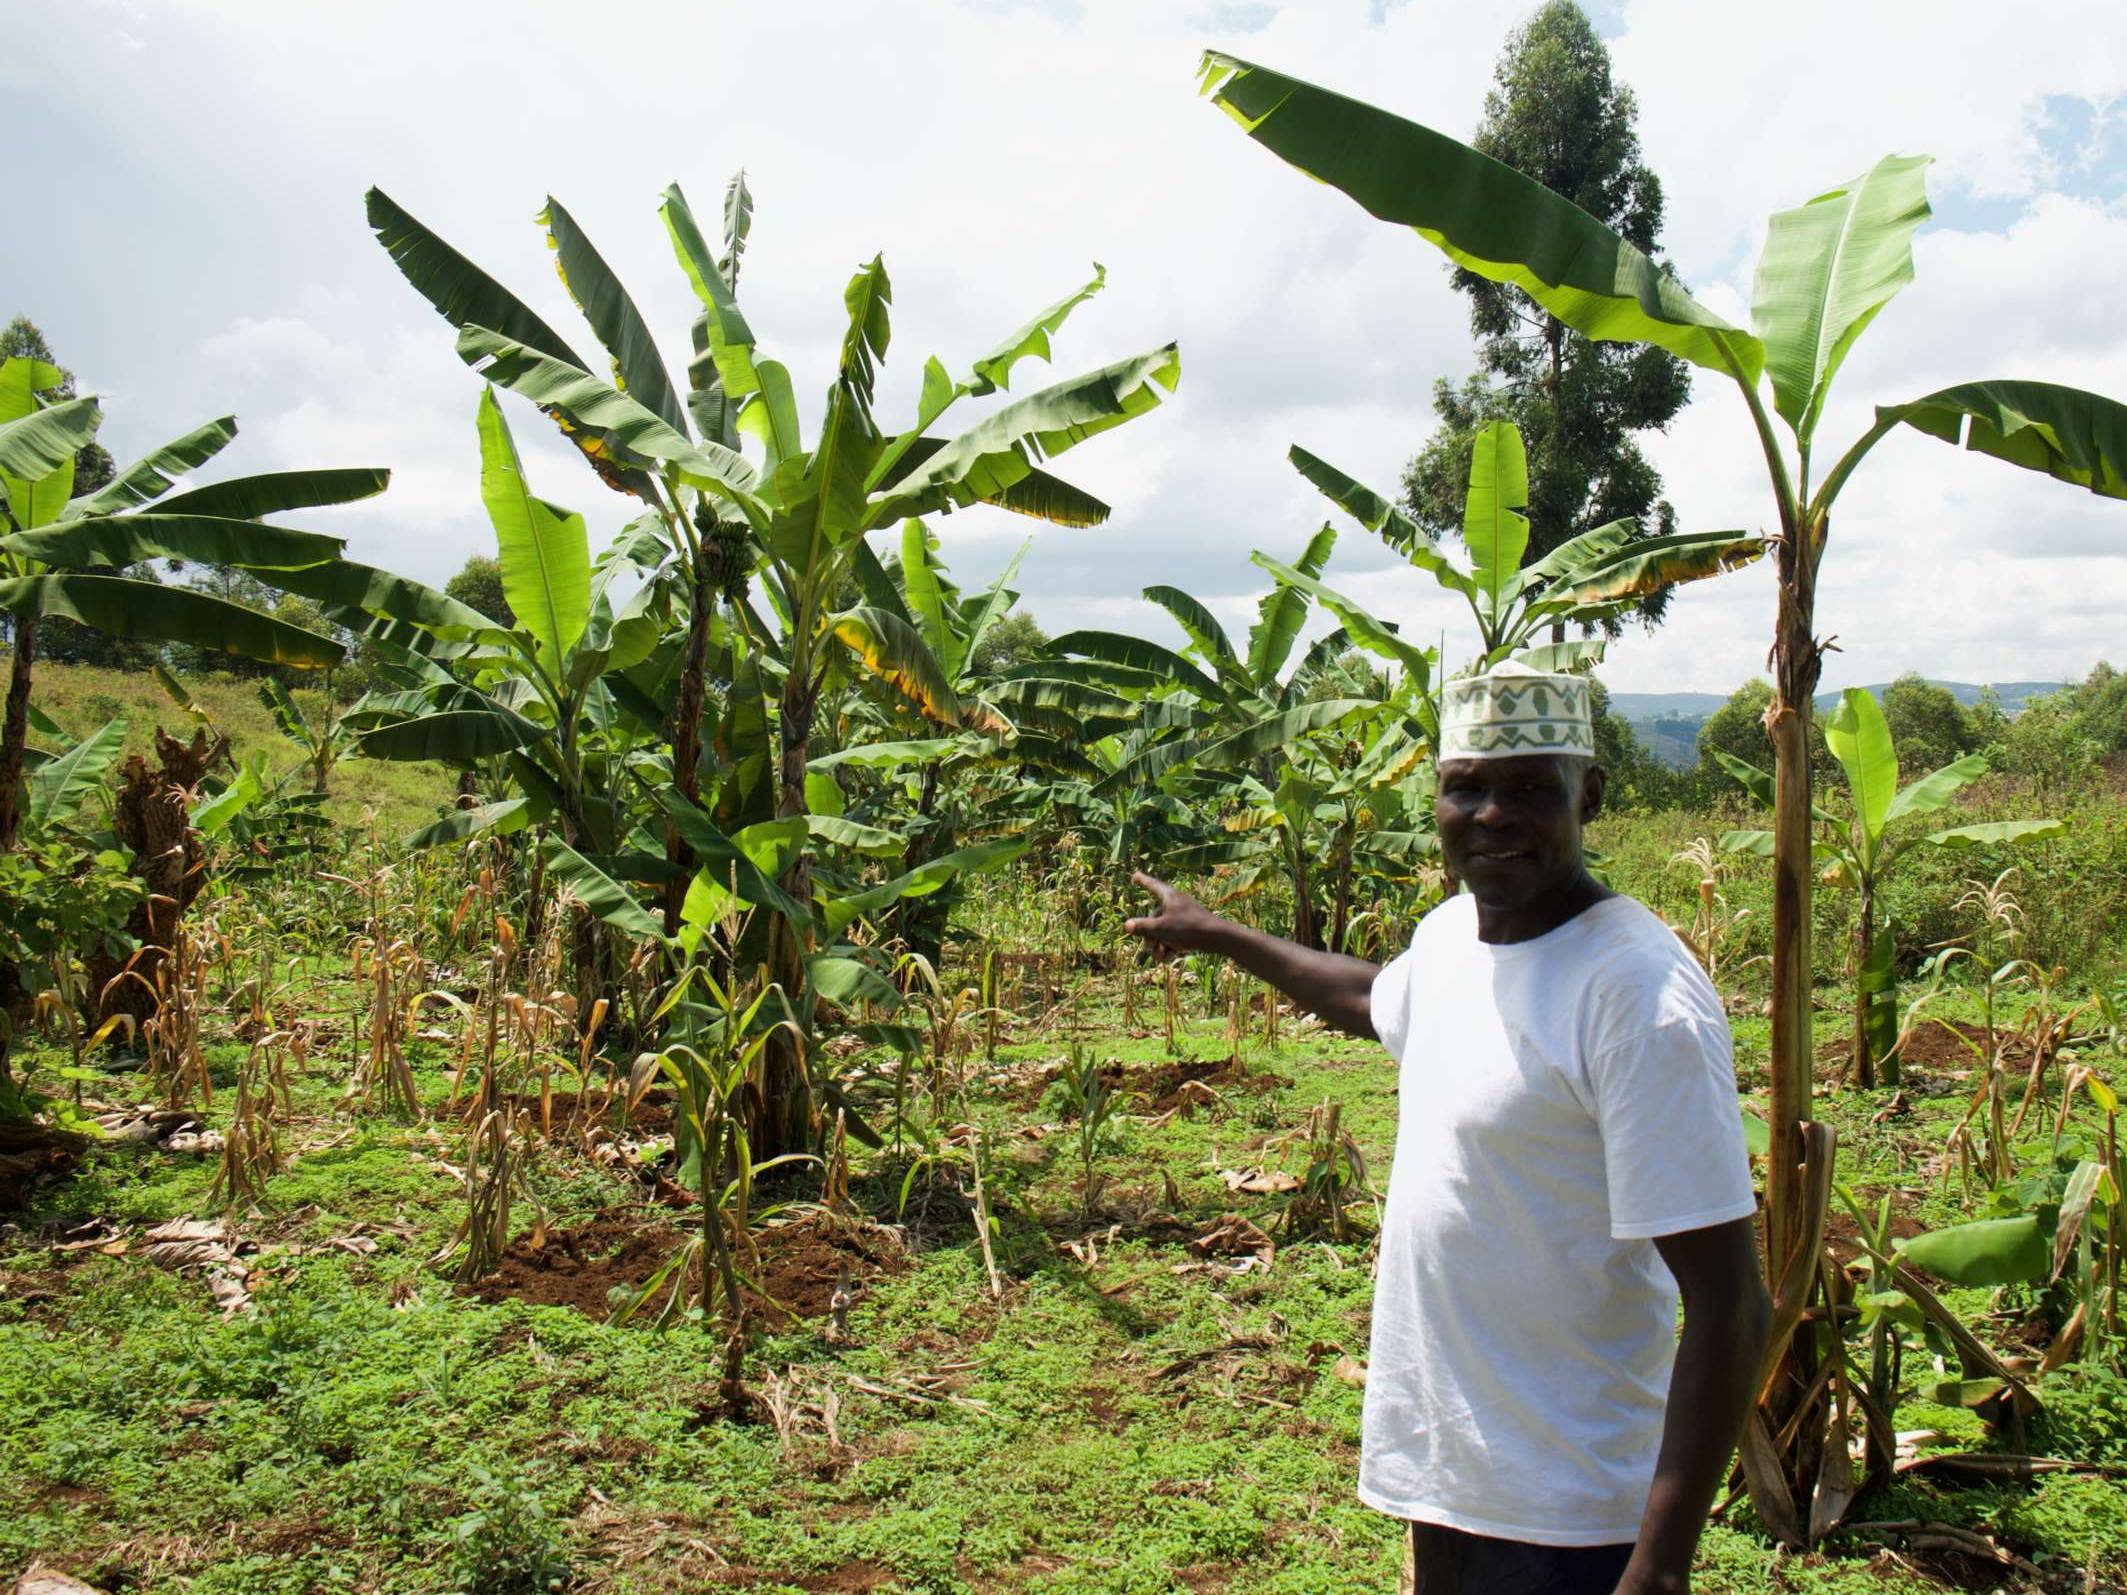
[447,1465,571,1595]
[1719,687,2062,1088]
[1056,1043,1120,1220]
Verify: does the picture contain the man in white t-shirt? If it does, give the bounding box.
[1125,663,1771,1595]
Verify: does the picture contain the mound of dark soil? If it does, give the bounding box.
[467,1213,683,1314]
[467,1209,907,1326]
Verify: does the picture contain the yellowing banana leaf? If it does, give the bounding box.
[825,605,966,726]
[1199,53,1763,383]
[455,326,762,512]
[1548,530,1763,603]
[540,195,688,437]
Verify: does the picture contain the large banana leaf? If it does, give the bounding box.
[26,716,127,832]
[1548,530,1762,602]
[1247,522,1336,685]
[654,787,809,930]
[1510,638,1607,673]
[874,436,1111,527]
[405,798,530,852]
[1825,689,1898,847]
[1288,445,1431,556]
[1143,584,1241,681]
[3,444,73,530]
[0,358,65,421]
[819,836,1029,935]
[62,417,237,519]
[150,467,391,519]
[1463,420,1529,616]
[259,678,310,747]
[1921,818,2066,849]
[477,387,589,675]
[456,326,762,511]
[4,514,344,571]
[1886,752,1988,822]
[1200,698,1378,768]
[899,519,955,670]
[1895,1215,2048,1286]
[1514,517,1637,593]
[825,606,971,728]
[1199,54,1763,384]
[540,835,663,941]
[0,397,102,505]
[968,264,1106,395]
[660,181,762,408]
[1251,554,1432,683]
[1872,380,2127,501]
[366,187,587,369]
[869,344,1179,523]
[357,708,548,763]
[808,737,961,772]
[252,557,496,636]
[0,574,343,666]
[1048,629,1226,701]
[539,196,687,437]
[1752,155,1933,441]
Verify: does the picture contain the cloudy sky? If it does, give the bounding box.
[11,0,2126,695]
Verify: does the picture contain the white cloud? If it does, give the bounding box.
[10,0,2126,698]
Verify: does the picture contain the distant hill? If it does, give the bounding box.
[1610,680,2066,768]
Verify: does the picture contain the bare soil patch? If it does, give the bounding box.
[466,1210,907,1326]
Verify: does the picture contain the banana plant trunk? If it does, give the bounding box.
[1766,520,1823,1275]
[1853,882,1877,1091]
[752,662,820,1162]
[664,563,717,936]
[0,615,40,854]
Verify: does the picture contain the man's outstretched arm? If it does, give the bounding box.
[1122,872,1380,1039]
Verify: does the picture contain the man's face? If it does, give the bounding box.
[1435,754,1603,910]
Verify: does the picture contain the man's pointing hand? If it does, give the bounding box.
[1122,872,1222,960]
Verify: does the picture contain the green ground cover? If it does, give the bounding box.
[5,941,2123,1594]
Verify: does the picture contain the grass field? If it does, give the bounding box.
[11,657,455,842]
[5,932,2124,1594]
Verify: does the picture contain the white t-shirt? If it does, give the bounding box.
[1359,891,1757,1546]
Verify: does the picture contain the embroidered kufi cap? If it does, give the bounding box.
[1438,660,1596,761]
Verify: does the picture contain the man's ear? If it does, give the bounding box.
[1580,762,1607,824]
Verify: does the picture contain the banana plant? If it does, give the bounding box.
[341,388,667,862]
[1050,525,1411,820]
[1201,53,2127,1542]
[1717,688,2062,1090]
[259,679,358,796]
[1288,420,1759,673]
[0,358,385,850]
